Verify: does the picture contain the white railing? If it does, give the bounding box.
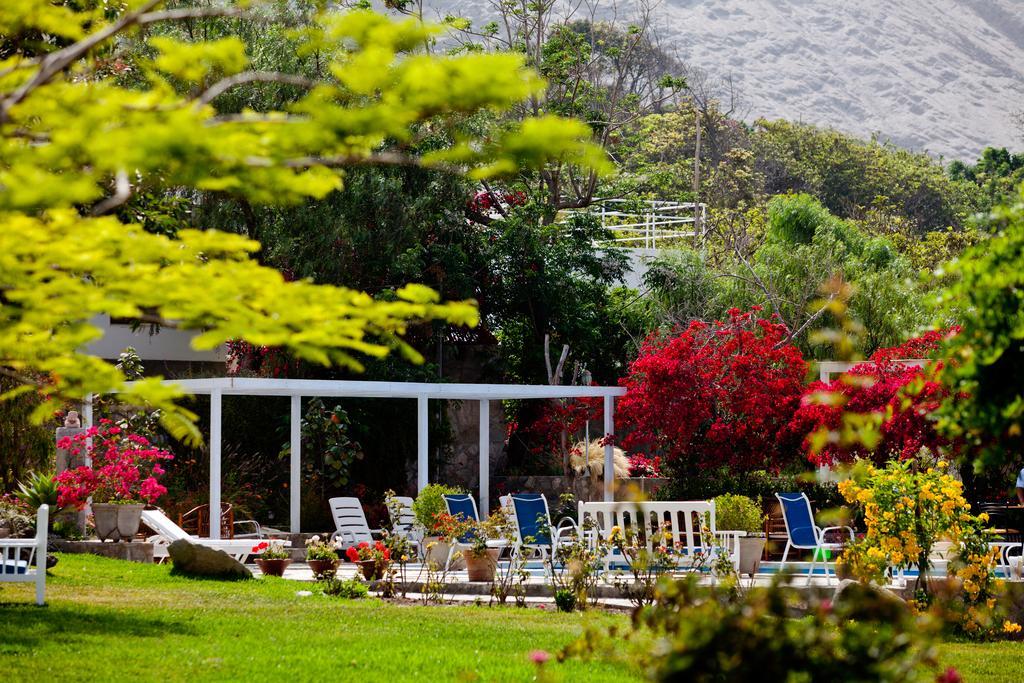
[570,199,707,249]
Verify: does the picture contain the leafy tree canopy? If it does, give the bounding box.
[0,0,605,441]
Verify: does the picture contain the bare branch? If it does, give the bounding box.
[90,170,132,216]
[194,72,316,107]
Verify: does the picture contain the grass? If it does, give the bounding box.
[0,554,636,682]
[1,555,1023,681]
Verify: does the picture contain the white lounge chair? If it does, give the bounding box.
[0,504,48,605]
[142,508,264,563]
[328,497,381,547]
[386,495,423,558]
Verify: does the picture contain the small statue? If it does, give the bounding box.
[64,410,81,428]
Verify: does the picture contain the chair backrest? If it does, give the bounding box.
[578,500,715,554]
[178,503,234,539]
[388,496,416,533]
[511,494,551,546]
[328,497,374,546]
[443,494,480,543]
[140,509,191,541]
[776,493,819,548]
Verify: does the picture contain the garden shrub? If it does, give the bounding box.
[712,494,765,533]
[565,575,944,681]
[618,308,807,474]
[412,483,463,532]
[320,576,369,600]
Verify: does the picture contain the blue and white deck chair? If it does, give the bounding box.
[776,492,854,585]
[442,493,505,572]
[0,504,48,605]
[507,493,579,577]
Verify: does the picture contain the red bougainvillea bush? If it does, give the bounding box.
[786,330,954,467]
[55,420,173,509]
[617,308,807,473]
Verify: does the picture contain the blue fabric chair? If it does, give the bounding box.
[442,493,505,572]
[507,493,579,577]
[776,492,854,585]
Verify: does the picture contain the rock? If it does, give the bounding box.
[167,540,252,580]
[832,579,909,622]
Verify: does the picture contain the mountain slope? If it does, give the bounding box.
[428,0,1024,160]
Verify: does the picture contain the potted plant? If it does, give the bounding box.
[345,541,391,581]
[55,421,173,541]
[305,535,341,579]
[411,483,462,567]
[463,518,501,582]
[253,540,292,576]
[713,494,767,577]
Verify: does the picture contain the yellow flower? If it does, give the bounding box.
[937,460,948,469]
[1003,621,1022,634]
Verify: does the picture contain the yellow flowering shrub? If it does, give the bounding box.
[838,459,1013,638]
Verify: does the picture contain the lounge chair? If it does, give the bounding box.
[386,495,422,558]
[142,508,262,562]
[0,504,48,605]
[328,497,381,547]
[504,493,580,577]
[776,492,854,585]
[442,493,506,572]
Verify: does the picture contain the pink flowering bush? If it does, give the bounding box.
[54,420,173,508]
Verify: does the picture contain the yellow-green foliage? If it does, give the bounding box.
[0,1,606,442]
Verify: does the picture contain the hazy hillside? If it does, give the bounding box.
[426,0,1024,161]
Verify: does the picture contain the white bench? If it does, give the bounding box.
[578,500,740,573]
[0,505,48,605]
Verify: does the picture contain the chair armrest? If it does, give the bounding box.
[232,520,262,538]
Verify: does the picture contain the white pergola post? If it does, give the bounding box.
[603,395,615,502]
[290,395,302,534]
[478,399,489,518]
[417,396,429,492]
[82,394,94,466]
[209,389,223,540]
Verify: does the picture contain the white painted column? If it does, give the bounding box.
[209,389,222,539]
[478,399,489,518]
[417,396,429,492]
[82,394,94,466]
[290,395,302,534]
[603,395,615,502]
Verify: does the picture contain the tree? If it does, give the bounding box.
[787,332,951,467]
[449,0,686,212]
[949,146,1024,213]
[0,2,603,440]
[617,308,807,474]
[934,184,1024,472]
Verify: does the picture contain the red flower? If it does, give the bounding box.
[346,546,361,562]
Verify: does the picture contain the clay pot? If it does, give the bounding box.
[307,558,339,579]
[465,548,500,582]
[359,559,383,581]
[255,558,292,577]
[737,535,767,577]
[92,503,144,541]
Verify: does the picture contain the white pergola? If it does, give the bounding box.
[106,378,626,539]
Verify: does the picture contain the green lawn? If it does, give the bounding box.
[1,555,1023,682]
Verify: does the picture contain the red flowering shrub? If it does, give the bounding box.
[627,454,661,478]
[787,331,954,466]
[618,308,807,472]
[54,420,173,509]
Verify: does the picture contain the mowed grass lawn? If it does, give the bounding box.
[0,555,1022,682]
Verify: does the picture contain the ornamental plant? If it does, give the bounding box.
[713,494,766,535]
[430,512,474,542]
[305,535,341,562]
[789,332,954,467]
[411,484,462,532]
[618,308,807,472]
[54,421,173,508]
[252,540,289,560]
[345,541,391,565]
[608,522,677,607]
[836,459,997,610]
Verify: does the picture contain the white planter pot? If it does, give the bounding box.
[92,503,145,542]
[735,533,766,577]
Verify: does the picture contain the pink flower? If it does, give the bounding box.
[529,650,550,665]
[936,667,962,683]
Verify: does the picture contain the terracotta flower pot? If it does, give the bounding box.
[359,559,383,581]
[92,503,144,541]
[308,558,339,579]
[256,558,292,577]
[465,548,500,582]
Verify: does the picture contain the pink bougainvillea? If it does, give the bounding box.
[55,420,173,509]
[617,308,808,473]
[786,331,956,467]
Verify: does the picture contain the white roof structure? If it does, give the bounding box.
[103,378,626,538]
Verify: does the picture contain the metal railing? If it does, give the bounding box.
[570,199,708,249]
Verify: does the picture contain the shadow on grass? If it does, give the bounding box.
[0,602,197,653]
